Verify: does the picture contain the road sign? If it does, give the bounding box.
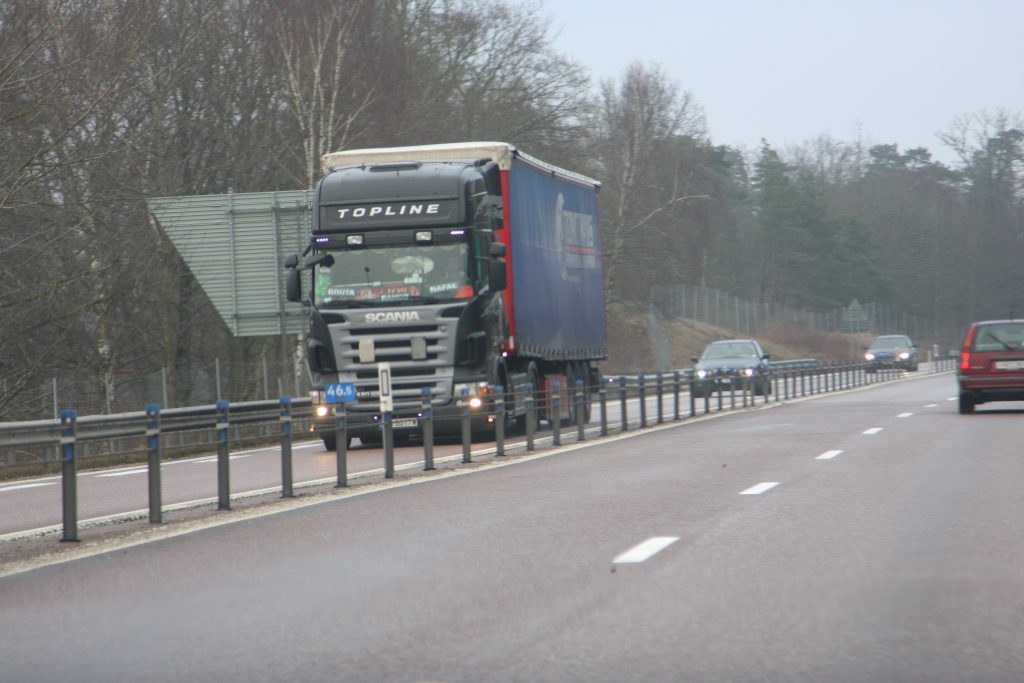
[377,363,393,413]
[325,383,356,404]
[841,299,870,333]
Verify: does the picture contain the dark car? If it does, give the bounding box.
[957,320,1024,414]
[691,339,771,398]
[864,334,918,372]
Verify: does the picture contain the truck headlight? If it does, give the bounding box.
[454,382,489,410]
[865,353,875,361]
[696,370,708,379]
[315,405,330,418]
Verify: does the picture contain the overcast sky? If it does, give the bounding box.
[540,0,1024,164]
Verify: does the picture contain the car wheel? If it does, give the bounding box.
[958,392,975,414]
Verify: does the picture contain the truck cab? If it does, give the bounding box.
[287,154,508,448]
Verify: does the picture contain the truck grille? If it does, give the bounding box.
[329,305,463,409]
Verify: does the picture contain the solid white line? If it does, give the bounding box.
[613,536,679,564]
[0,482,57,493]
[897,412,913,418]
[94,469,148,478]
[740,482,779,495]
[194,453,253,464]
[863,427,884,435]
[815,450,843,460]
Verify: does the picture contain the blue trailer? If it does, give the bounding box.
[286,142,605,448]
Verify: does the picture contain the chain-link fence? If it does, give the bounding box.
[650,284,951,346]
[7,354,307,423]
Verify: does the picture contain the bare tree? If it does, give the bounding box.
[267,0,378,188]
[591,61,707,300]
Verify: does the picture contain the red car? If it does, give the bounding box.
[958,319,1024,413]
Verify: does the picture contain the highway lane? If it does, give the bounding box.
[5,371,1024,681]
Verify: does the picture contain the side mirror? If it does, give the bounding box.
[762,353,770,360]
[690,357,699,364]
[489,241,506,258]
[304,252,334,269]
[488,259,507,293]
[286,268,302,303]
[284,253,299,269]
[481,162,502,197]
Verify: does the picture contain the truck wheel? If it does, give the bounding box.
[321,433,352,451]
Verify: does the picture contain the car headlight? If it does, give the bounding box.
[696,370,708,379]
[865,353,875,361]
[741,368,754,377]
[899,352,910,360]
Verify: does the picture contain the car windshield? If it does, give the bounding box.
[972,324,1024,352]
[869,337,909,351]
[313,242,472,307]
[702,342,758,359]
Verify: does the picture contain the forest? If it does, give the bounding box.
[2,0,1022,419]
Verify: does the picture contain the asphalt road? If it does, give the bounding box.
[3,371,1024,682]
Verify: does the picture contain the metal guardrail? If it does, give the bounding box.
[0,357,957,543]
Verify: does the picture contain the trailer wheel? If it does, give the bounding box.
[526,362,545,423]
[581,362,593,423]
[565,363,578,426]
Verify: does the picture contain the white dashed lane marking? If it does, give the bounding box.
[740,482,780,495]
[863,427,884,435]
[815,450,843,460]
[613,536,680,564]
[897,412,914,418]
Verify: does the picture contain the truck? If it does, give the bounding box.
[285,142,606,449]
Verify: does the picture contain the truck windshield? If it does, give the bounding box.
[313,242,473,307]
